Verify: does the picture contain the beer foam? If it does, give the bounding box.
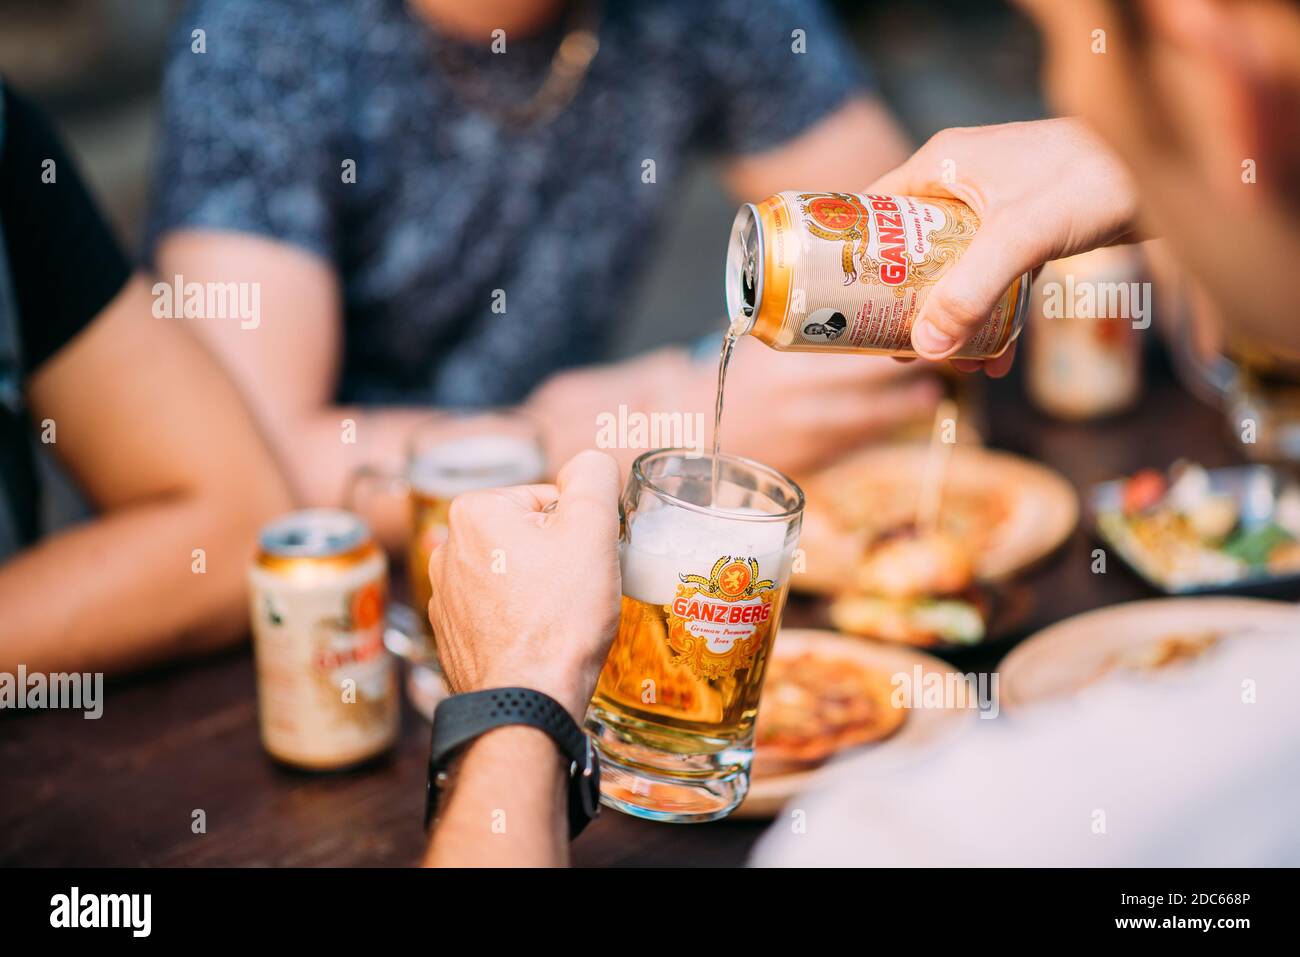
[621,505,795,606]
[409,435,546,497]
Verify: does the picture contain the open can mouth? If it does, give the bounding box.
[258,508,371,559]
[724,204,762,334]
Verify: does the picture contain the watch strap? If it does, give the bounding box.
[426,687,600,838]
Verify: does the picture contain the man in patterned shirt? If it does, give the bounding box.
[147,0,940,539]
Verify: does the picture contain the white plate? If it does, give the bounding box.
[795,444,1079,595]
[998,597,1300,712]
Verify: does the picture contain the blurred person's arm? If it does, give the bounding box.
[700,0,910,198]
[0,276,293,675]
[723,96,911,201]
[155,231,436,546]
[526,335,943,479]
[0,85,291,675]
[423,451,622,867]
[154,232,672,538]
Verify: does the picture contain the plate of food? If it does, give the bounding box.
[737,628,974,818]
[825,528,1040,650]
[794,444,1075,648]
[1091,460,1300,594]
[997,596,1299,712]
[796,444,1078,594]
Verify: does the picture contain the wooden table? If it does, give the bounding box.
[0,357,1265,867]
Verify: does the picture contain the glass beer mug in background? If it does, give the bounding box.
[349,411,546,717]
[586,449,804,823]
[401,412,546,634]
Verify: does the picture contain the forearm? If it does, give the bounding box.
[0,488,279,675]
[424,726,569,867]
[722,96,911,201]
[275,348,701,543]
[520,346,702,478]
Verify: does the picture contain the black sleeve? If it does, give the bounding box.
[0,84,131,377]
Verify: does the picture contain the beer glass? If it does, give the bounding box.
[402,412,546,636]
[585,448,804,823]
[350,411,546,648]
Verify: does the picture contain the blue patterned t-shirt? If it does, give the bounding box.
[146,0,870,406]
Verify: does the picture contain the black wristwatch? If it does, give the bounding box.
[425,687,601,839]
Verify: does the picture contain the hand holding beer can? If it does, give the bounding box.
[726,191,1032,359]
[585,449,804,823]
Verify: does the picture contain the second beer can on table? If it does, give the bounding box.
[249,509,397,770]
[725,191,1031,359]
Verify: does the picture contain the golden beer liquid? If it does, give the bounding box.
[590,585,790,753]
[401,433,546,637]
[407,489,451,635]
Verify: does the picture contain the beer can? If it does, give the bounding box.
[1025,246,1143,420]
[248,509,397,770]
[725,191,1031,359]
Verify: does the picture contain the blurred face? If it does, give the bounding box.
[1019,0,1300,354]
